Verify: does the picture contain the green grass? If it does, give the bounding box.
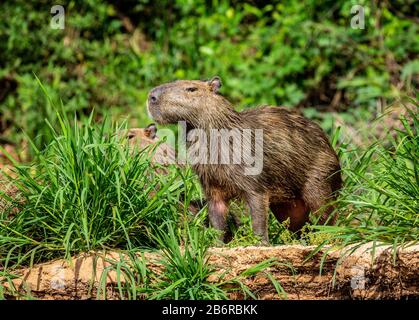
[148,223,225,300]
[0,110,198,269]
[0,269,33,300]
[312,100,418,252]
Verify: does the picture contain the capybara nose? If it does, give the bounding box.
[148,87,163,105]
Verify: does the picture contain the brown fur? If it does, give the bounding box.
[147,77,342,243]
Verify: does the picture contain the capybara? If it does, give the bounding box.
[147,76,341,243]
[118,124,176,166]
[119,124,204,215]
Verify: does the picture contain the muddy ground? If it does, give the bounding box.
[2,243,418,300]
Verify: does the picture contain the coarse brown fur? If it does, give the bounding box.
[147,77,342,243]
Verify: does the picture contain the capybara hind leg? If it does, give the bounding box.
[270,199,309,232]
[302,161,341,225]
[302,182,337,226]
[305,196,338,226]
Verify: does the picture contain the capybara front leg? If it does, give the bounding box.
[208,198,229,242]
[246,192,269,244]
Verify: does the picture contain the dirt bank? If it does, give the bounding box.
[2,243,418,300]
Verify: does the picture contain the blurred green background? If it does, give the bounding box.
[0,0,418,150]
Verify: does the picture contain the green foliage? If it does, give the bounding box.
[1,93,417,299]
[1,1,417,149]
[98,223,220,300]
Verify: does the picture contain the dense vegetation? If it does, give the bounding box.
[0,1,418,299]
[1,0,418,147]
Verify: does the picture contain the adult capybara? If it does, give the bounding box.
[147,76,341,243]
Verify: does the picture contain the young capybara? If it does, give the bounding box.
[147,76,342,243]
[119,124,204,215]
[119,124,176,166]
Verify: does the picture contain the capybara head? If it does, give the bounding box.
[147,76,233,126]
[118,124,176,165]
[125,124,158,145]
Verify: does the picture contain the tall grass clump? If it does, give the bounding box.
[0,111,193,268]
[149,223,226,300]
[314,101,418,249]
[149,220,292,300]
[96,222,225,300]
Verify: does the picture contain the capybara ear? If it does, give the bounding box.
[208,76,222,93]
[144,123,157,139]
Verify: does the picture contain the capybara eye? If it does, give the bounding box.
[186,87,197,92]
